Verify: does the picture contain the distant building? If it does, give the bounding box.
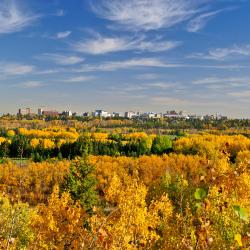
[111,112,121,118]
[18,108,33,116]
[124,111,138,119]
[92,110,110,118]
[38,108,43,116]
[154,113,163,119]
[61,110,72,117]
[203,115,216,121]
[187,115,204,120]
[139,112,163,119]
[216,114,228,120]
[38,108,59,117]
[140,112,155,119]
[164,110,186,118]
[42,110,59,117]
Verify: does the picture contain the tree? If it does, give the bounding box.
[31,186,90,249]
[90,175,173,249]
[0,194,35,249]
[151,135,172,154]
[61,158,99,213]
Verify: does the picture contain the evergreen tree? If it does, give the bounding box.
[61,158,98,213]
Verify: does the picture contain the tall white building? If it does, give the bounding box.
[124,111,137,119]
[93,110,110,118]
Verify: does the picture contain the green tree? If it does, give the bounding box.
[151,135,172,154]
[61,158,98,213]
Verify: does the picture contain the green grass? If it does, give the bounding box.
[0,158,29,165]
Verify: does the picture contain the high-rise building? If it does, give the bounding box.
[38,108,43,116]
[18,108,32,116]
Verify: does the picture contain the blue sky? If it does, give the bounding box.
[0,0,250,118]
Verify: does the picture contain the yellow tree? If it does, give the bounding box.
[90,175,173,249]
[0,194,35,250]
[30,186,90,249]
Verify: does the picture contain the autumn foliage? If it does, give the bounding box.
[0,132,249,249]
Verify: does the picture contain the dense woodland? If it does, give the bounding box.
[0,118,250,249]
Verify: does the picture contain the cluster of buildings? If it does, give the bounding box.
[17,107,228,120]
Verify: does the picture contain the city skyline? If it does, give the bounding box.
[0,0,250,118]
[5,106,229,120]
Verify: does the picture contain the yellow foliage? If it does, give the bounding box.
[18,127,79,141]
[7,129,15,137]
[30,186,90,249]
[90,175,173,249]
[0,137,6,145]
[0,160,70,205]
[124,132,148,140]
[30,138,40,148]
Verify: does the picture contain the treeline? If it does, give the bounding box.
[1,115,249,131]
[0,133,173,161]
[132,117,250,131]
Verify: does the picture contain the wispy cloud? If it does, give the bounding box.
[187,9,224,32]
[63,76,94,83]
[146,82,176,89]
[90,0,206,31]
[76,58,182,72]
[34,69,62,75]
[112,82,176,92]
[0,62,34,76]
[36,53,85,65]
[72,35,181,54]
[56,30,71,39]
[189,44,250,60]
[75,57,246,73]
[193,76,250,86]
[0,0,39,34]
[18,81,43,88]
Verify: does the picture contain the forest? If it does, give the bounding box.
[0,119,250,249]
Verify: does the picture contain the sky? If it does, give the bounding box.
[0,0,250,118]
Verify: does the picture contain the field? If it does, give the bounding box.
[0,119,250,249]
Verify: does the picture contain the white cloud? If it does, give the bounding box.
[146,82,176,89]
[189,44,250,60]
[187,9,224,32]
[119,85,149,92]
[72,35,181,54]
[76,58,182,72]
[63,76,94,82]
[56,31,71,39]
[75,57,245,73]
[0,0,39,34]
[19,81,43,88]
[73,36,129,54]
[0,62,34,76]
[135,40,181,52]
[37,53,85,65]
[109,81,178,93]
[193,76,250,85]
[91,0,205,31]
[35,69,62,75]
